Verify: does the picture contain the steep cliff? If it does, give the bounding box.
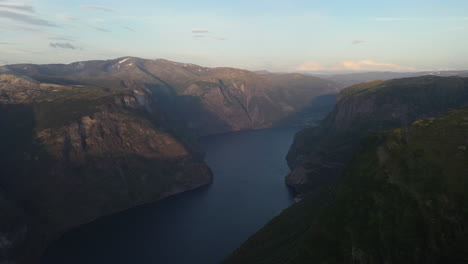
[0,57,340,263]
[226,106,468,264]
[286,76,468,192]
[0,74,212,263]
[1,57,340,136]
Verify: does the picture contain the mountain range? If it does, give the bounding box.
[1,57,468,264]
[225,75,468,264]
[0,57,340,264]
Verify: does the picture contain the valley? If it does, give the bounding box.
[0,58,339,264]
[41,127,299,264]
[1,57,467,264]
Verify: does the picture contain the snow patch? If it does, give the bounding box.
[118,58,130,64]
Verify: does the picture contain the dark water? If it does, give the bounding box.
[42,127,301,264]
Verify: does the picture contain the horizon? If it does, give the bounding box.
[2,55,468,74]
[1,0,468,72]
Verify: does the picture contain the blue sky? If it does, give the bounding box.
[0,0,467,71]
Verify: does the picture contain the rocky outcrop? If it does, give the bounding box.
[1,57,340,136]
[286,76,468,192]
[0,57,339,264]
[225,95,468,264]
[0,74,212,264]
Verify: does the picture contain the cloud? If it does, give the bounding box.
[0,23,45,32]
[122,25,135,32]
[0,3,35,13]
[190,28,226,40]
[49,37,74,41]
[333,60,414,71]
[294,60,415,72]
[192,34,227,41]
[57,14,79,21]
[90,25,110,32]
[0,10,57,27]
[212,36,227,40]
[81,5,116,12]
[352,40,366,45]
[49,42,77,50]
[295,61,326,71]
[192,28,208,33]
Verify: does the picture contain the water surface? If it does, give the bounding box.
[42,127,300,264]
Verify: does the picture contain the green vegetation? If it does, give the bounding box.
[227,107,468,264]
[338,80,385,98]
[286,76,468,192]
[33,86,127,129]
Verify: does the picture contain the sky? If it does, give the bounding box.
[0,0,467,72]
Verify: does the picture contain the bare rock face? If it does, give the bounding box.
[1,57,340,136]
[0,57,341,263]
[0,74,212,264]
[286,76,468,192]
[224,80,468,264]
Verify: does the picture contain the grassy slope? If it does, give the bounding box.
[286,76,468,191]
[226,107,468,264]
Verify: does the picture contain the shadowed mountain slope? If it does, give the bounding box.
[0,57,340,264]
[286,76,468,192]
[2,57,340,136]
[0,74,212,264]
[225,81,468,264]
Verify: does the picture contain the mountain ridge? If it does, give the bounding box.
[286,75,468,192]
[0,57,341,264]
[226,106,468,263]
[1,57,341,136]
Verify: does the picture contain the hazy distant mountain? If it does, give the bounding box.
[307,70,468,89]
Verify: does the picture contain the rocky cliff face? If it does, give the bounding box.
[1,57,340,136]
[225,94,468,264]
[0,74,212,264]
[0,57,339,264]
[286,76,468,192]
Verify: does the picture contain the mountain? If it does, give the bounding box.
[0,57,339,264]
[225,106,468,264]
[286,76,468,192]
[310,71,468,89]
[1,57,340,136]
[0,74,212,263]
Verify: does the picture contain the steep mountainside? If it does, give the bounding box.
[225,107,468,264]
[0,74,212,264]
[1,57,339,136]
[286,76,468,192]
[311,70,468,89]
[0,57,339,264]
